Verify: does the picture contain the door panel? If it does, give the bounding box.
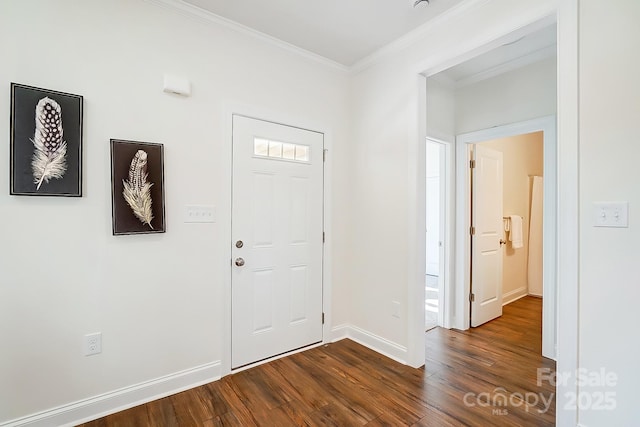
[471,144,503,327]
[232,115,323,368]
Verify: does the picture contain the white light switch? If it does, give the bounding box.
[593,202,628,228]
[184,205,215,223]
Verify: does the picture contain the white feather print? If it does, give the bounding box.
[31,97,67,189]
[122,150,154,228]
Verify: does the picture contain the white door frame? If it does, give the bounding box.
[222,105,333,375]
[456,116,557,359]
[408,5,579,424]
[426,137,452,328]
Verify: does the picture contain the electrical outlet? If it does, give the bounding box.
[84,332,102,356]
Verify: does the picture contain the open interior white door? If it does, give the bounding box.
[232,115,324,369]
[470,144,504,327]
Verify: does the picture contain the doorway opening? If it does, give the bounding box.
[425,139,448,331]
[413,7,578,420]
[468,131,545,328]
[421,18,558,360]
[456,117,556,359]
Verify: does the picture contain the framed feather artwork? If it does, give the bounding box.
[110,139,166,235]
[10,83,83,196]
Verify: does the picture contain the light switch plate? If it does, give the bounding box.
[184,205,215,223]
[593,202,628,228]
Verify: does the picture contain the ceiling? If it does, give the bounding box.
[182,0,465,66]
[178,0,556,81]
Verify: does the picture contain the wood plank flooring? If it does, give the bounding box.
[78,296,555,426]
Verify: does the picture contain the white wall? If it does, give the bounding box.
[348,0,557,363]
[426,77,456,141]
[578,0,640,425]
[455,57,557,134]
[7,0,639,424]
[0,0,349,423]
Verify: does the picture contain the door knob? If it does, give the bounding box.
[235,257,245,267]
[500,239,507,246]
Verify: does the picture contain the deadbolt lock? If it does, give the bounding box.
[236,240,244,248]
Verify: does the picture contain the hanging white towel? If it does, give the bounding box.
[509,215,523,249]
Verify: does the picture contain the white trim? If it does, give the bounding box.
[556,0,579,425]
[331,326,408,365]
[1,362,221,427]
[502,287,528,306]
[406,74,428,368]
[456,115,557,360]
[408,7,559,373]
[351,0,492,74]
[143,0,349,73]
[329,323,350,342]
[412,13,557,78]
[455,44,557,88]
[425,137,450,328]
[223,102,334,376]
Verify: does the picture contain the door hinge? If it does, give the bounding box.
[323,149,328,162]
[322,312,325,324]
[470,226,475,236]
[470,159,476,169]
[323,231,325,243]
[470,293,475,302]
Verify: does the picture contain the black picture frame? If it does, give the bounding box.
[110,139,166,235]
[10,83,83,196]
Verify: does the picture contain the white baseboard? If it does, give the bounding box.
[503,286,528,306]
[6,326,406,426]
[329,323,349,342]
[2,361,221,427]
[330,324,408,365]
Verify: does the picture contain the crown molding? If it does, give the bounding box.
[143,0,350,73]
[144,0,554,79]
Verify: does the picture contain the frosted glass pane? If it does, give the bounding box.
[254,139,310,163]
[282,143,296,160]
[295,145,309,162]
[254,138,269,157]
[268,141,282,158]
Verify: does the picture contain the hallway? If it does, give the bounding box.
[425,296,555,425]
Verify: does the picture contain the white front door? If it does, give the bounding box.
[470,144,504,327]
[231,115,324,369]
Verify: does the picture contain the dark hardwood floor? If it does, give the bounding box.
[78,296,555,426]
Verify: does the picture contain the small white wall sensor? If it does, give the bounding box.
[163,74,191,96]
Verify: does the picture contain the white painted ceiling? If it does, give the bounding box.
[179,0,556,81]
[182,0,465,66]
